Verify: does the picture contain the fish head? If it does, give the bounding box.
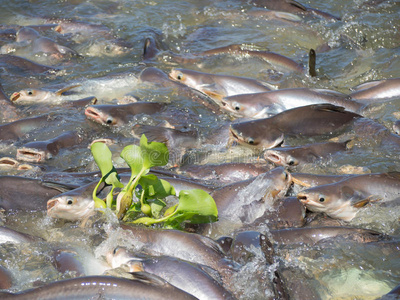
[47,195,95,221]
[229,121,284,149]
[10,89,49,103]
[221,97,250,116]
[297,189,331,213]
[85,106,117,126]
[106,246,144,269]
[16,27,40,42]
[268,167,293,199]
[264,149,298,167]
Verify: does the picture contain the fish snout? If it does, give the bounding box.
[16,148,47,163]
[297,192,309,204]
[264,150,284,165]
[47,198,59,212]
[10,92,20,102]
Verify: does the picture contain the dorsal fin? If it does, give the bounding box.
[142,37,159,61]
[308,49,316,77]
[129,271,169,287]
[55,84,81,96]
[350,80,384,92]
[286,0,307,11]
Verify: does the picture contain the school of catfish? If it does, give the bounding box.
[0,0,399,299]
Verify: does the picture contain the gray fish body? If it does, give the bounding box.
[251,0,340,21]
[177,162,273,183]
[229,104,362,149]
[291,172,353,187]
[350,78,400,101]
[223,88,363,118]
[120,224,230,276]
[169,68,272,101]
[52,249,86,276]
[0,115,51,141]
[0,176,75,211]
[0,275,197,300]
[109,249,235,300]
[269,226,383,246]
[0,226,40,244]
[264,140,349,167]
[17,131,82,162]
[85,102,165,126]
[139,257,236,300]
[297,172,400,221]
[0,54,57,74]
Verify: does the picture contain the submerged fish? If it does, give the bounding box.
[222,88,363,118]
[0,115,54,141]
[108,247,236,300]
[297,172,400,221]
[264,140,351,167]
[229,104,361,149]
[16,131,82,162]
[0,81,19,122]
[0,54,57,74]
[0,274,197,300]
[169,68,273,102]
[0,226,41,244]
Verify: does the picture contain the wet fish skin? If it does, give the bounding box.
[0,226,41,244]
[222,88,364,118]
[169,68,272,102]
[264,140,350,167]
[0,274,198,300]
[297,172,400,221]
[350,78,400,101]
[0,54,58,74]
[250,0,341,21]
[120,224,234,280]
[0,176,77,211]
[47,181,99,221]
[269,226,384,246]
[108,248,236,300]
[52,249,85,276]
[291,173,353,187]
[10,84,81,103]
[229,104,362,149]
[17,131,82,163]
[84,102,165,126]
[176,162,273,183]
[0,114,53,141]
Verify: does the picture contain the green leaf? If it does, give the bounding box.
[120,145,145,178]
[139,174,176,199]
[166,189,218,225]
[91,142,114,177]
[139,134,169,169]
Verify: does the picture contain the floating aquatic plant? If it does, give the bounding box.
[90,134,218,229]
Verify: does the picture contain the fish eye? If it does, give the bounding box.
[319,197,325,203]
[27,90,33,95]
[177,72,183,80]
[248,138,255,145]
[66,198,74,205]
[232,102,241,111]
[288,160,295,166]
[106,118,113,125]
[105,45,111,53]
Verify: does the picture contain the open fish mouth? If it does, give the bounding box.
[297,193,325,208]
[0,157,19,168]
[84,107,103,123]
[10,92,20,102]
[264,150,283,165]
[16,148,47,163]
[47,199,58,211]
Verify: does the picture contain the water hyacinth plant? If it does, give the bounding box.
[90,134,218,229]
